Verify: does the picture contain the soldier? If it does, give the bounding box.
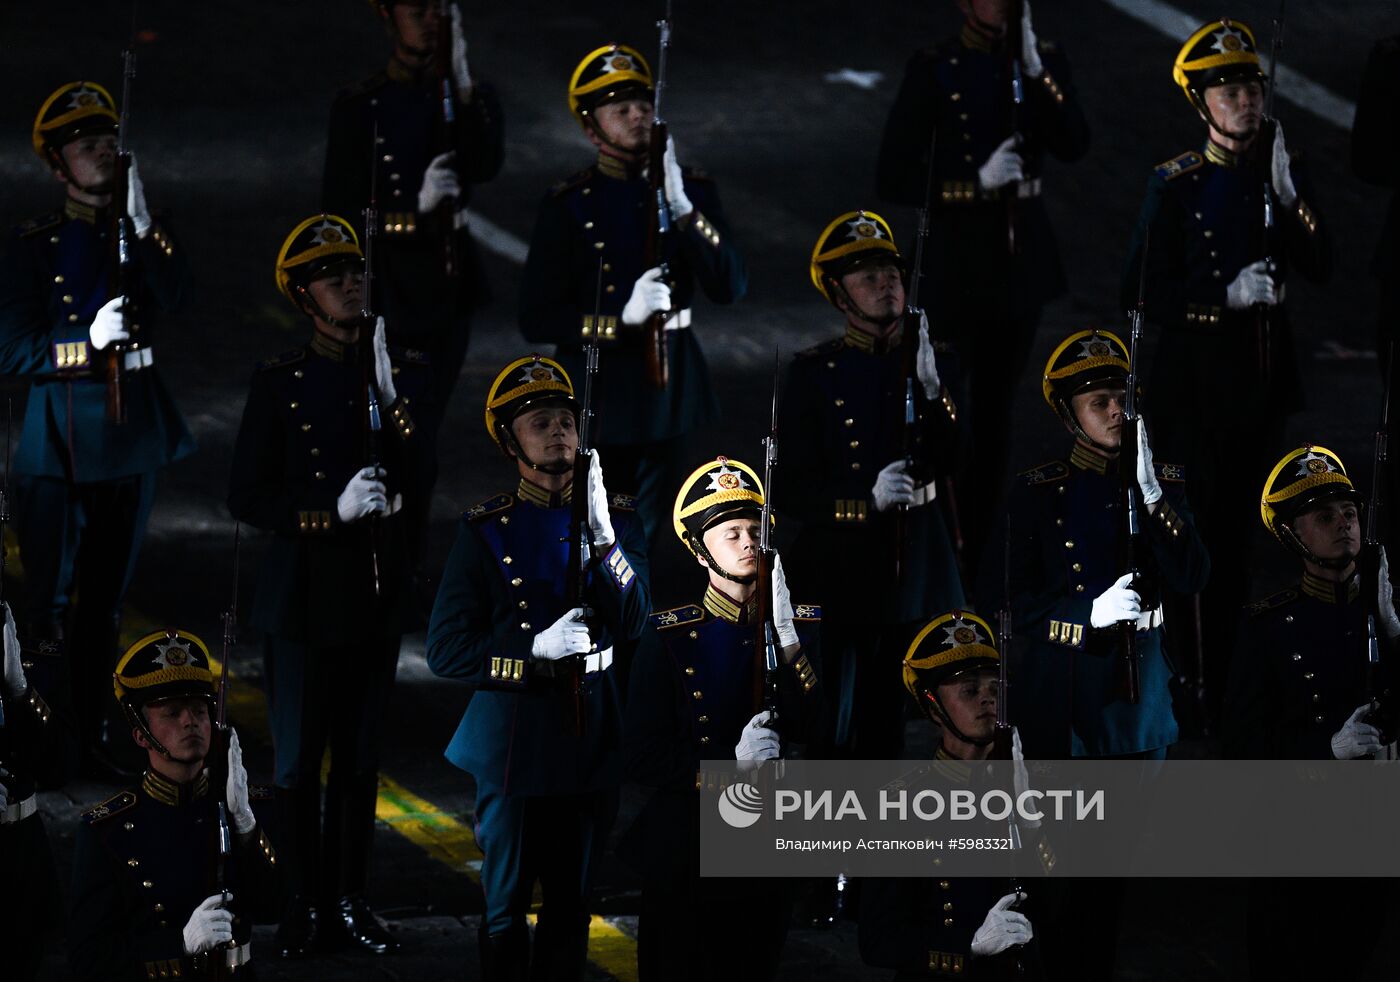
[426,355,650,980]
[779,210,963,761]
[1002,330,1208,761]
[68,629,280,982]
[1,604,60,982]
[520,43,747,556]
[876,0,1090,579]
[1123,18,1331,723]
[228,215,426,957]
[1224,445,1394,979]
[0,81,195,778]
[324,0,504,572]
[623,455,820,981]
[860,610,1047,980]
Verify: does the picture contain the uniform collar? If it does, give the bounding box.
[703,583,756,625]
[1203,139,1241,169]
[64,198,101,224]
[385,55,430,86]
[595,151,643,181]
[142,768,210,807]
[959,20,1004,54]
[1300,569,1361,605]
[931,745,974,783]
[310,331,359,363]
[1069,441,1118,475]
[843,323,900,355]
[516,477,572,509]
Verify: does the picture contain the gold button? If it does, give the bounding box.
[1057,485,1066,494]
[510,577,523,587]
[1312,693,1321,703]
[1075,584,1085,593]
[943,902,953,911]
[1072,563,1082,572]
[128,858,140,867]
[700,736,710,744]
[834,398,844,407]
[692,690,703,700]
[501,516,510,525]
[844,418,854,427]
[698,714,709,723]
[594,241,605,250]
[1204,229,1214,239]
[1055,518,1064,527]
[1315,715,1324,723]
[62,294,73,304]
[301,423,311,432]
[142,880,153,889]
[584,221,594,229]
[158,920,167,928]
[521,622,532,630]
[1291,653,1302,662]
[1303,672,1314,680]
[606,285,616,293]
[1064,540,1075,549]
[68,313,79,323]
[689,630,699,639]
[382,154,394,162]
[54,274,64,284]
[685,666,695,676]
[602,263,611,272]
[943,917,954,927]
[939,880,950,890]
[503,556,513,565]
[849,440,859,449]
[518,600,528,610]
[290,401,300,409]
[1284,615,1294,624]
[851,463,861,472]
[294,369,304,379]
[153,903,164,912]
[124,822,134,831]
[950,92,961,101]
[315,471,325,480]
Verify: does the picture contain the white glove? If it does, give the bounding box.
[0,768,10,812]
[417,151,461,214]
[449,4,474,97]
[585,449,616,550]
[2,603,26,698]
[1270,120,1299,208]
[337,467,388,523]
[621,266,671,326]
[1332,704,1383,759]
[736,710,781,762]
[1020,1,1044,78]
[531,607,592,662]
[1380,548,1400,640]
[771,553,799,651]
[226,728,255,835]
[916,311,942,399]
[1090,573,1141,629]
[970,892,1033,956]
[1226,260,1279,309]
[662,136,694,220]
[978,136,1025,192]
[1010,727,1041,829]
[182,894,234,955]
[127,154,151,239]
[872,459,916,513]
[371,316,398,406]
[1135,418,1162,506]
[89,295,131,350]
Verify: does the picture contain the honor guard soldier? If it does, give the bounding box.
[0,81,195,777]
[68,629,280,982]
[1224,447,1395,980]
[779,211,963,760]
[623,455,820,982]
[228,215,426,958]
[324,0,504,567]
[520,44,747,554]
[1122,19,1332,721]
[1002,331,1208,760]
[1,605,60,982]
[875,0,1089,578]
[860,611,1048,981]
[426,355,650,981]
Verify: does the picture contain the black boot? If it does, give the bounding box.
[480,922,530,982]
[275,895,320,959]
[529,912,589,982]
[334,894,399,955]
[274,784,323,958]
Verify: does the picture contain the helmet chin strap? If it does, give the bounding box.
[586,116,647,161]
[688,532,757,585]
[833,283,901,332]
[499,425,574,476]
[1279,523,1356,572]
[298,286,366,333]
[922,690,993,748]
[1197,98,1260,147]
[1060,401,1120,457]
[49,147,114,197]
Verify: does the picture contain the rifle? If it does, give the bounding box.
[362,125,383,597]
[1004,0,1026,255]
[205,524,240,976]
[432,0,460,278]
[754,355,781,716]
[1364,340,1396,743]
[1256,2,1287,384]
[1118,233,1152,706]
[993,516,1026,968]
[106,47,138,424]
[565,259,604,736]
[641,1,674,390]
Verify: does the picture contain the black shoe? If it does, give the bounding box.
[275,897,319,959]
[335,894,399,955]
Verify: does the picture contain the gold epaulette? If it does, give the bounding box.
[1155,151,1204,181]
[1019,460,1069,485]
[651,604,705,630]
[792,603,821,622]
[82,790,137,824]
[257,347,306,372]
[463,493,515,522]
[549,168,594,198]
[16,212,63,239]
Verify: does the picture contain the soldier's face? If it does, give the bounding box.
[1069,386,1125,449]
[589,98,653,154]
[388,1,441,55]
[958,0,1012,30]
[936,670,999,743]
[304,267,364,323]
[510,407,578,472]
[699,518,761,578]
[1202,81,1264,140]
[56,133,117,192]
[836,264,905,330]
[1290,500,1361,564]
[136,696,211,764]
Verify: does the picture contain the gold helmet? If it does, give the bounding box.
[568,43,654,120]
[809,210,903,306]
[673,455,767,582]
[483,355,577,454]
[1260,445,1363,560]
[903,610,1000,742]
[113,628,217,758]
[32,81,119,161]
[274,214,363,307]
[1173,19,1267,115]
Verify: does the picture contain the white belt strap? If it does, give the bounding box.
[1,794,37,824]
[662,308,693,332]
[1136,605,1164,632]
[123,347,154,371]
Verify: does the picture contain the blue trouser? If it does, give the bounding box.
[265,635,399,901]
